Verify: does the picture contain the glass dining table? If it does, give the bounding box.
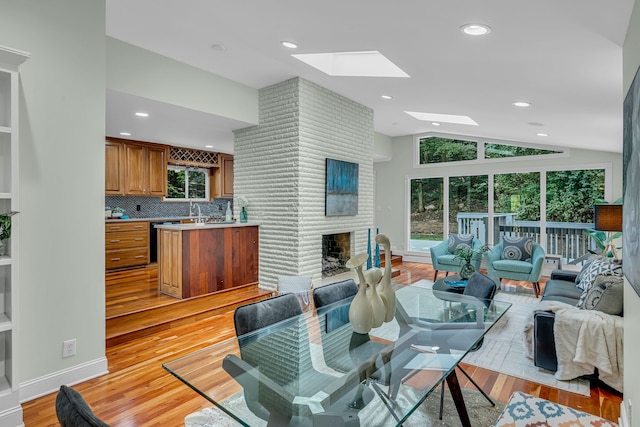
[163,282,511,427]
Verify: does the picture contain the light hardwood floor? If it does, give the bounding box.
[22,261,622,426]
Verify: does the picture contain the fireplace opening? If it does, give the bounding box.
[322,232,351,278]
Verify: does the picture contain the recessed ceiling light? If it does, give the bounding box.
[405,111,479,126]
[292,51,410,77]
[432,122,441,126]
[513,101,531,107]
[120,132,131,136]
[537,133,548,137]
[381,95,392,100]
[461,24,492,36]
[205,145,214,148]
[135,112,149,117]
[281,41,298,49]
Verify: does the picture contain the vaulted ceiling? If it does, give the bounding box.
[106,0,634,154]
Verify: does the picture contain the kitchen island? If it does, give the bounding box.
[154,222,259,299]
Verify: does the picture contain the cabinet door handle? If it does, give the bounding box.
[134,255,145,259]
[134,225,144,228]
[110,227,121,230]
[134,238,144,241]
[110,239,120,243]
[111,257,121,261]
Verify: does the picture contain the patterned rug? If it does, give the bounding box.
[185,387,506,426]
[411,280,591,396]
[495,391,618,426]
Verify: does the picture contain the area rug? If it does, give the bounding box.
[412,279,591,396]
[185,387,506,426]
[495,391,617,426]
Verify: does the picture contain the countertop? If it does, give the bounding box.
[105,216,193,223]
[154,221,259,230]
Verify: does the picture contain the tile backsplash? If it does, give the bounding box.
[105,196,233,219]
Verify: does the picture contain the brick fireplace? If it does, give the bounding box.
[322,232,352,277]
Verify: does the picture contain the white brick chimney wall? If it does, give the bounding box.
[234,77,374,290]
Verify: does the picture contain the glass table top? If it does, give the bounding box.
[163,282,511,426]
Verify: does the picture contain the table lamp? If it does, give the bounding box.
[593,204,622,258]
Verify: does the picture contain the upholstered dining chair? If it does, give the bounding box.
[430,234,484,282]
[55,385,110,427]
[222,293,361,425]
[484,237,546,297]
[437,272,497,419]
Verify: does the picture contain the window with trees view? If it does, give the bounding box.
[409,168,606,259]
[418,136,564,165]
[485,143,561,159]
[418,137,477,164]
[166,166,209,200]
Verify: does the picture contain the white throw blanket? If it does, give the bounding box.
[524,301,624,393]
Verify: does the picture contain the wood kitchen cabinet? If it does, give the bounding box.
[105,221,149,270]
[105,138,168,196]
[158,224,258,299]
[105,140,124,195]
[212,153,234,198]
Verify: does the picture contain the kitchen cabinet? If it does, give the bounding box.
[0,45,29,426]
[105,221,149,270]
[105,138,168,196]
[157,223,258,299]
[124,142,168,196]
[213,153,233,198]
[105,140,124,195]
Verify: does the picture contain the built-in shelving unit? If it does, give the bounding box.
[0,45,29,427]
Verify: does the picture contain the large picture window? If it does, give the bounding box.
[166,166,209,200]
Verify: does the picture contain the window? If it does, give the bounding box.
[485,143,561,159]
[418,137,477,164]
[416,135,565,166]
[409,177,444,250]
[166,166,209,200]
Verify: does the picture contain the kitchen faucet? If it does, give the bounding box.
[190,202,205,224]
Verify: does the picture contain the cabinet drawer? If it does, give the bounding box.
[106,248,149,270]
[106,230,148,250]
[105,221,148,233]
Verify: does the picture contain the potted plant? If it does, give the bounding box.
[0,211,18,255]
[111,207,124,218]
[454,245,490,279]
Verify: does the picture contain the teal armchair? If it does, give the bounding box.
[484,240,546,297]
[430,236,483,282]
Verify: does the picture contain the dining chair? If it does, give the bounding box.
[223,293,362,426]
[55,385,110,427]
[437,272,497,419]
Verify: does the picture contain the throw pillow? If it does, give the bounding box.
[501,236,534,262]
[576,257,623,291]
[578,275,624,315]
[448,233,474,254]
[574,255,598,284]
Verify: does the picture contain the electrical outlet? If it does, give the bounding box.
[63,339,76,358]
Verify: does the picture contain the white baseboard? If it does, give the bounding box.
[0,405,24,427]
[620,400,630,427]
[18,357,108,403]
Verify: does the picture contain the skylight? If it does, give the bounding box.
[292,51,410,78]
[405,111,479,126]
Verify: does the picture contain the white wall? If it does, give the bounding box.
[107,37,258,126]
[0,0,108,400]
[375,134,623,254]
[623,3,640,425]
[234,78,374,289]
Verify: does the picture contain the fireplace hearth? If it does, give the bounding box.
[322,232,351,277]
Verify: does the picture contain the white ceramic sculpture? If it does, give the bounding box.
[364,268,385,328]
[345,253,374,334]
[376,234,397,322]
